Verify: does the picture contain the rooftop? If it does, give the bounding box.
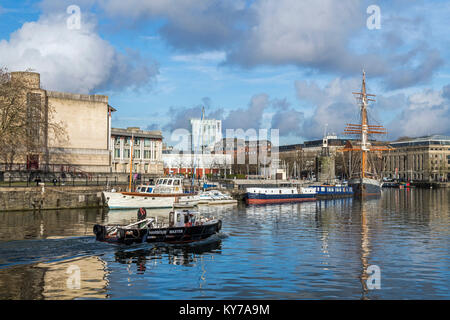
[390,135,450,147]
[111,127,163,139]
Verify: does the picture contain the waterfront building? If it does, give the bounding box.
[213,138,272,176]
[278,136,349,180]
[162,151,232,178]
[3,71,114,174]
[190,118,222,153]
[383,135,450,182]
[110,127,163,176]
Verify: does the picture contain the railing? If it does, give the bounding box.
[0,175,122,188]
[0,163,92,178]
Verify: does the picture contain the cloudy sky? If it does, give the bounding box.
[1,0,449,146]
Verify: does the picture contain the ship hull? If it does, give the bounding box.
[348,177,381,196]
[103,191,197,209]
[246,193,316,205]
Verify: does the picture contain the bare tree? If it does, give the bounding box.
[0,68,68,172]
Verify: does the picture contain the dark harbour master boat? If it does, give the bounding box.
[93,208,222,245]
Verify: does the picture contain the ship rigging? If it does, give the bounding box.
[340,70,393,196]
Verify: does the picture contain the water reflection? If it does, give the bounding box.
[0,208,105,241]
[114,240,222,271]
[0,188,448,299]
[0,255,109,300]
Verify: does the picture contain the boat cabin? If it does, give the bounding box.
[311,185,353,195]
[135,177,184,194]
[169,210,198,228]
[246,187,316,195]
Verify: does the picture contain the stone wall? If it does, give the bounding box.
[0,184,127,212]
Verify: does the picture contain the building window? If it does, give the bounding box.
[134,149,141,159]
[144,150,151,159]
[124,149,130,158]
[144,139,151,147]
[114,148,120,158]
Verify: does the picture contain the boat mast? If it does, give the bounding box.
[342,70,391,179]
[192,107,205,187]
[361,70,369,179]
[129,133,134,191]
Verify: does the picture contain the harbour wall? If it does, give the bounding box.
[0,184,128,212]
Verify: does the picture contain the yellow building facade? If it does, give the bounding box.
[9,71,113,173]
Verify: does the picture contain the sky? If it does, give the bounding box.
[0,0,449,147]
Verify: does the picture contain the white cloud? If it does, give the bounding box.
[388,86,450,137]
[0,14,158,94]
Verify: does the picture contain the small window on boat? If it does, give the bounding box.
[163,179,168,185]
[292,190,294,194]
[174,180,180,185]
[279,190,282,194]
[321,187,325,192]
[167,179,173,185]
[146,187,153,192]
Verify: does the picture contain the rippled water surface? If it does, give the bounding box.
[0,188,448,299]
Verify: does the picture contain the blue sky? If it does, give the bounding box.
[1,0,449,146]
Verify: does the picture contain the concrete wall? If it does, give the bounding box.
[47,91,110,172]
[47,91,108,150]
[0,185,125,211]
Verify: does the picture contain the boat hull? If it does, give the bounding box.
[93,220,222,245]
[103,191,198,209]
[246,193,316,204]
[349,177,381,196]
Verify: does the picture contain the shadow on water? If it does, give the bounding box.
[114,235,225,271]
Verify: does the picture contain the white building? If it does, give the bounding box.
[190,118,222,153]
[163,152,232,177]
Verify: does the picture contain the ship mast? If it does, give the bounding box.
[360,70,370,178]
[341,70,391,179]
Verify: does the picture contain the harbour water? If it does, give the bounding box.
[0,188,448,300]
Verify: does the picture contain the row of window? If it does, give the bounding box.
[114,149,158,159]
[113,137,157,147]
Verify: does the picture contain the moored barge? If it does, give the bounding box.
[246,187,317,205]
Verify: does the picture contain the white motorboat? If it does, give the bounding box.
[182,190,238,205]
[103,177,198,209]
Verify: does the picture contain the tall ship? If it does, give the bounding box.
[341,71,392,196]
